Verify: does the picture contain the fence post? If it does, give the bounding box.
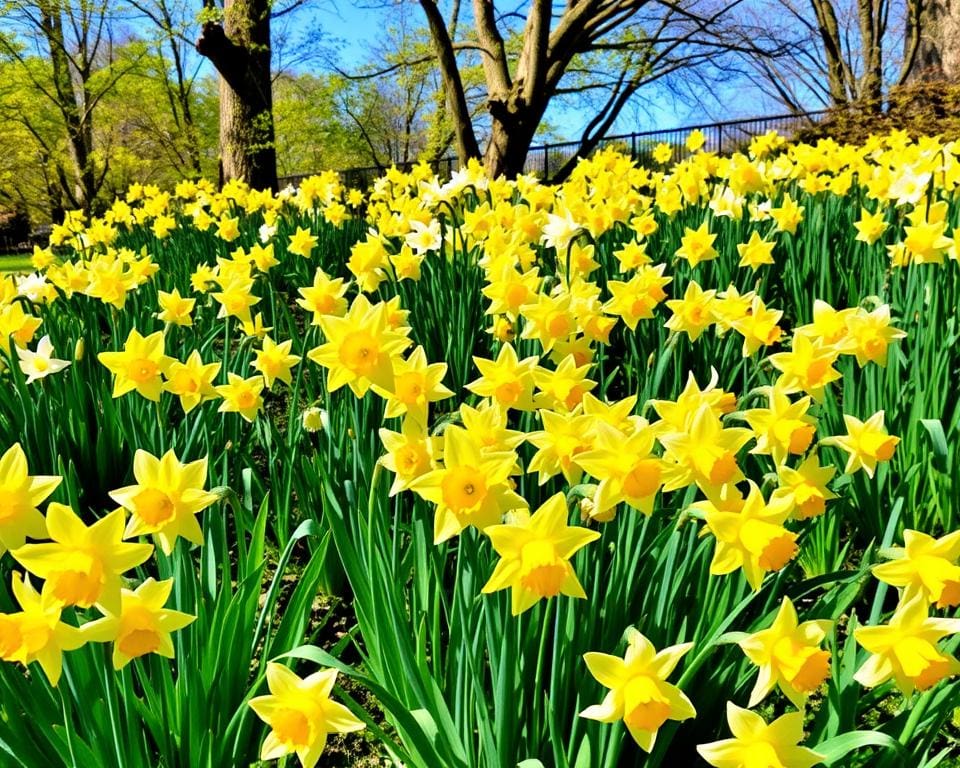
[631,132,637,158]
[543,146,550,180]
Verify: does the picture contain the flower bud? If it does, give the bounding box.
[302,406,328,433]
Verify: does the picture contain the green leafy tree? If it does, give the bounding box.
[0,0,142,212]
[94,45,220,196]
[0,55,72,223]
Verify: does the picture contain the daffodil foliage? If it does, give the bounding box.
[0,132,958,767]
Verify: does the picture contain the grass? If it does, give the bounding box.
[0,252,31,272]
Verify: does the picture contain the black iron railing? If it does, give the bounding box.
[278,110,828,190]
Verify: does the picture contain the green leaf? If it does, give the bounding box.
[714,631,750,645]
[815,730,906,765]
[572,737,593,768]
[920,418,949,471]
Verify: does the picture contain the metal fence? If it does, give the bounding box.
[278,110,829,190]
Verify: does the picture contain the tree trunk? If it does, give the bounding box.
[168,37,203,176]
[196,0,277,191]
[856,0,884,111]
[418,0,480,164]
[484,104,539,179]
[40,5,99,211]
[809,0,851,104]
[43,156,66,225]
[910,0,960,82]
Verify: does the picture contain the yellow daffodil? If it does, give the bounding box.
[190,264,217,293]
[844,305,906,367]
[612,240,651,271]
[649,370,737,434]
[216,215,240,242]
[459,401,525,454]
[97,328,174,401]
[347,233,389,292]
[12,503,152,613]
[287,226,318,259]
[659,403,753,493]
[794,299,856,349]
[109,448,218,555]
[653,142,674,164]
[532,354,596,412]
[252,336,301,390]
[216,373,266,422]
[378,418,440,495]
[821,410,898,478]
[307,295,408,397]
[675,222,718,268]
[697,702,822,768]
[768,334,842,401]
[696,481,798,590]
[712,285,754,334]
[157,288,196,326]
[212,275,261,324]
[526,409,595,486]
[737,231,776,270]
[686,129,705,151]
[519,291,578,353]
[903,215,952,264]
[665,280,716,341]
[854,592,960,694]
[296,268,349,324]
[732,295,783,357]
[410,425,526,543]
[81,577,195,670]
[152,214,176,239]
[603,264,671,330]
[0,573,85,685]
[0,301,43,357]
[770,193,804,234]
[482,265,541,321]
[580,628,696,752]
[743,384,817,465]
[372,345,452,423]
[577,421,665,518]
[872,530,960,608]
[738,596,832,707]
[163,350,221,413]
[490,315,516,342]
[773,453,837,520]
[249,242,279,272]
[0,442,60,553]
[466,342,540,412]
[582,392,641,433]
[853,207,887,245]
[241,312,273,339]
[481,493,599,614]
[248,662,365,768]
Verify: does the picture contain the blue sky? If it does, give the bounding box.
[308,2,780,141]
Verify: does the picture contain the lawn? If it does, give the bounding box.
[0,252,31,272]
